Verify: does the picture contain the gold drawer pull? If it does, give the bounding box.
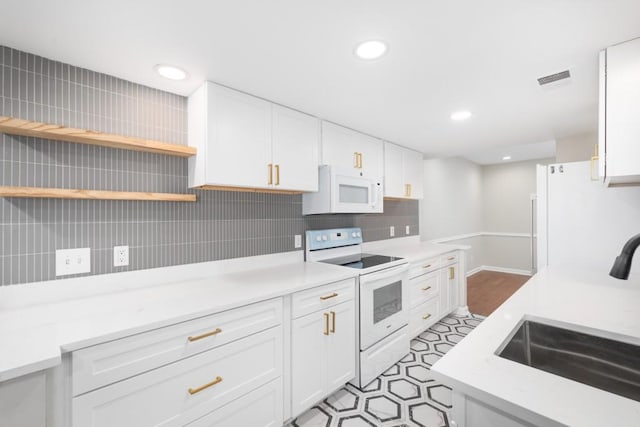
[320,292,338,300]
[423,314,432,320]
[188,376,222,395]
[421,286,432,291]
[422,264,432,269]
[188,328,222,342]
[447,256,455,261]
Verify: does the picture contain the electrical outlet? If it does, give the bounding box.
[406,225,410,235]
[390,226,395,237]
[294,235,302,249]
[113,245,129,267]
[55,248,91,276]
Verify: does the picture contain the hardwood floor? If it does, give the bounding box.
[467,271,531,317]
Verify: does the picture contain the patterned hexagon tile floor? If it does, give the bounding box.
[290,313,484,427]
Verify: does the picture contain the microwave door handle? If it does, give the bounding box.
[370,181,379,208]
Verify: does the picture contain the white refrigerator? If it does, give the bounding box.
[537,160,640,272]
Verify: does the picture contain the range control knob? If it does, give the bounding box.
[352,232,357,237]
[357,232,361,237]
[322,235,328,241]
[315,236,322,242]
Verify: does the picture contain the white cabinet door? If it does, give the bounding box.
[440,264,459,317]
[447,263,460,311]
[321,122,383,178]
[604,38,640,183]
[291,311,327,417]
[0,372,46,427]
[384,142,404,198]
[326,300,356,392]
[404,148,424,199]
[272,105,319,192]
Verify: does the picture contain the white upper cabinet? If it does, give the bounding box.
[383,142,424,199]
[599,37,640,186]
[321,121,384,178]
[188,82,319,192]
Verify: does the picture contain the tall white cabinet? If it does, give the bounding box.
[599,37,640,186]
[188,82,319,192]
[383,142,424,199]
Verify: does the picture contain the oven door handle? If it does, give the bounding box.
[359,264,408,284]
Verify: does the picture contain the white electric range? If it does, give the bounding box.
[305,227,410,387]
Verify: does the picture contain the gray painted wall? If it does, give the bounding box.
[0,46,418,286]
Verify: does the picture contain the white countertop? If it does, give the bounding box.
[430,264,640,426]
[362,236,469,261]
[0,252,357,382]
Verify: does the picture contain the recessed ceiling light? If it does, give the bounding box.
[355,41,388,60]
[451,110,472,121]
[154,64,187,81]
[502,156,512,161]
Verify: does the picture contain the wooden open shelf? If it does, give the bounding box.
[0,186,196,202]
[0,116,196,157]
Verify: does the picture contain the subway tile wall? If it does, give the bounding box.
[0,46,419,286]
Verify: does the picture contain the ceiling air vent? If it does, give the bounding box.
[537,70,571,86]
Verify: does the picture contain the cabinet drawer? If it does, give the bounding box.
[186,379,282,427]
[409,256,441,278]
[291,278,355,319]
[72,326,282,427]
[72,298,282,396]
[442,252,459,266]
[409,298,440,338]
[409,271,440,308]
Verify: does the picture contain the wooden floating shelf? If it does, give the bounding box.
[196,185,302,195]
[0,116,196,158]
[0,186,196,202]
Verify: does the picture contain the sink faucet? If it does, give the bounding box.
[610,233,640,280]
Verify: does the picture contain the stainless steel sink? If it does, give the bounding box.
[497,320,640,402]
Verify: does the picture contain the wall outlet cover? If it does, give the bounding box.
[55,248,91,276]
[390,226,395,237]
[294,235,302,249]
[114,245,129,267]
[406,225,410,235]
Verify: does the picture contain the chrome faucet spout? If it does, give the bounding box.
[610,233,640,280]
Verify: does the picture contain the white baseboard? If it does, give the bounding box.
[467,265,533,277]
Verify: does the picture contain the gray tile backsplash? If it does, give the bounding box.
[0,46,419,286]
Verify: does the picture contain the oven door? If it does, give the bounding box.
[331,173,383,213]
[359,264,409,350]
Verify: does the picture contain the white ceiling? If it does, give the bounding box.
[462,140,556,165]
[2,1,640,158]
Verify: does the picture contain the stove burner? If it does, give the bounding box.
[321,253,404,270]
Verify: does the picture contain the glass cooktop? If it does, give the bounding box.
[321,253,404,269]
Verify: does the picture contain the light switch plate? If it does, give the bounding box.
[56,248,91,276]
[390,226,395,237]
[294,235,302,249]
[114,245,129,267]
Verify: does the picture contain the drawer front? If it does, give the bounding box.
[442,251,459,266]
[291,278,355,319]
[72,298,282,396]
[409,298,440,338]
[186,379,282,427]
[72,326,282,427]
[409,256,441,278]
[409,271,440,308]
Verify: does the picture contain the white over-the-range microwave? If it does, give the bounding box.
[302,165,383,215]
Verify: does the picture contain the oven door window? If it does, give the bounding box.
[373,280,402,324]
[339,184,369,205]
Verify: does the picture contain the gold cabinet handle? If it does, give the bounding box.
[447,256,455,261]
[268,164,273,185]
[408,184,412,197]
[423,313,432,320]
[354,152,359,168]
[275,164,280,185]
[422,264,432,269]
[449,267,455,280]
[330,311,336,333]
[188,376,222,395]
[421,286,432,291]
[188,327,222,342]
[358,152,363,169]
[590,144,599,181]
[320,292,338,300]
[324,312,330,335]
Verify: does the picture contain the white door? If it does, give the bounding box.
[354,132,384,178]
[291,311,327,417]
[404,148,424,199]
[208,83,271,188]
[321,122,359,171]
[271,105,319,192]
[383,142,404,198]
[326,300,356,392]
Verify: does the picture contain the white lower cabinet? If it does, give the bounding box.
[409,298,440,338]
[186,379,282,427]
[290,280,356,418]
[0,372,46,427]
